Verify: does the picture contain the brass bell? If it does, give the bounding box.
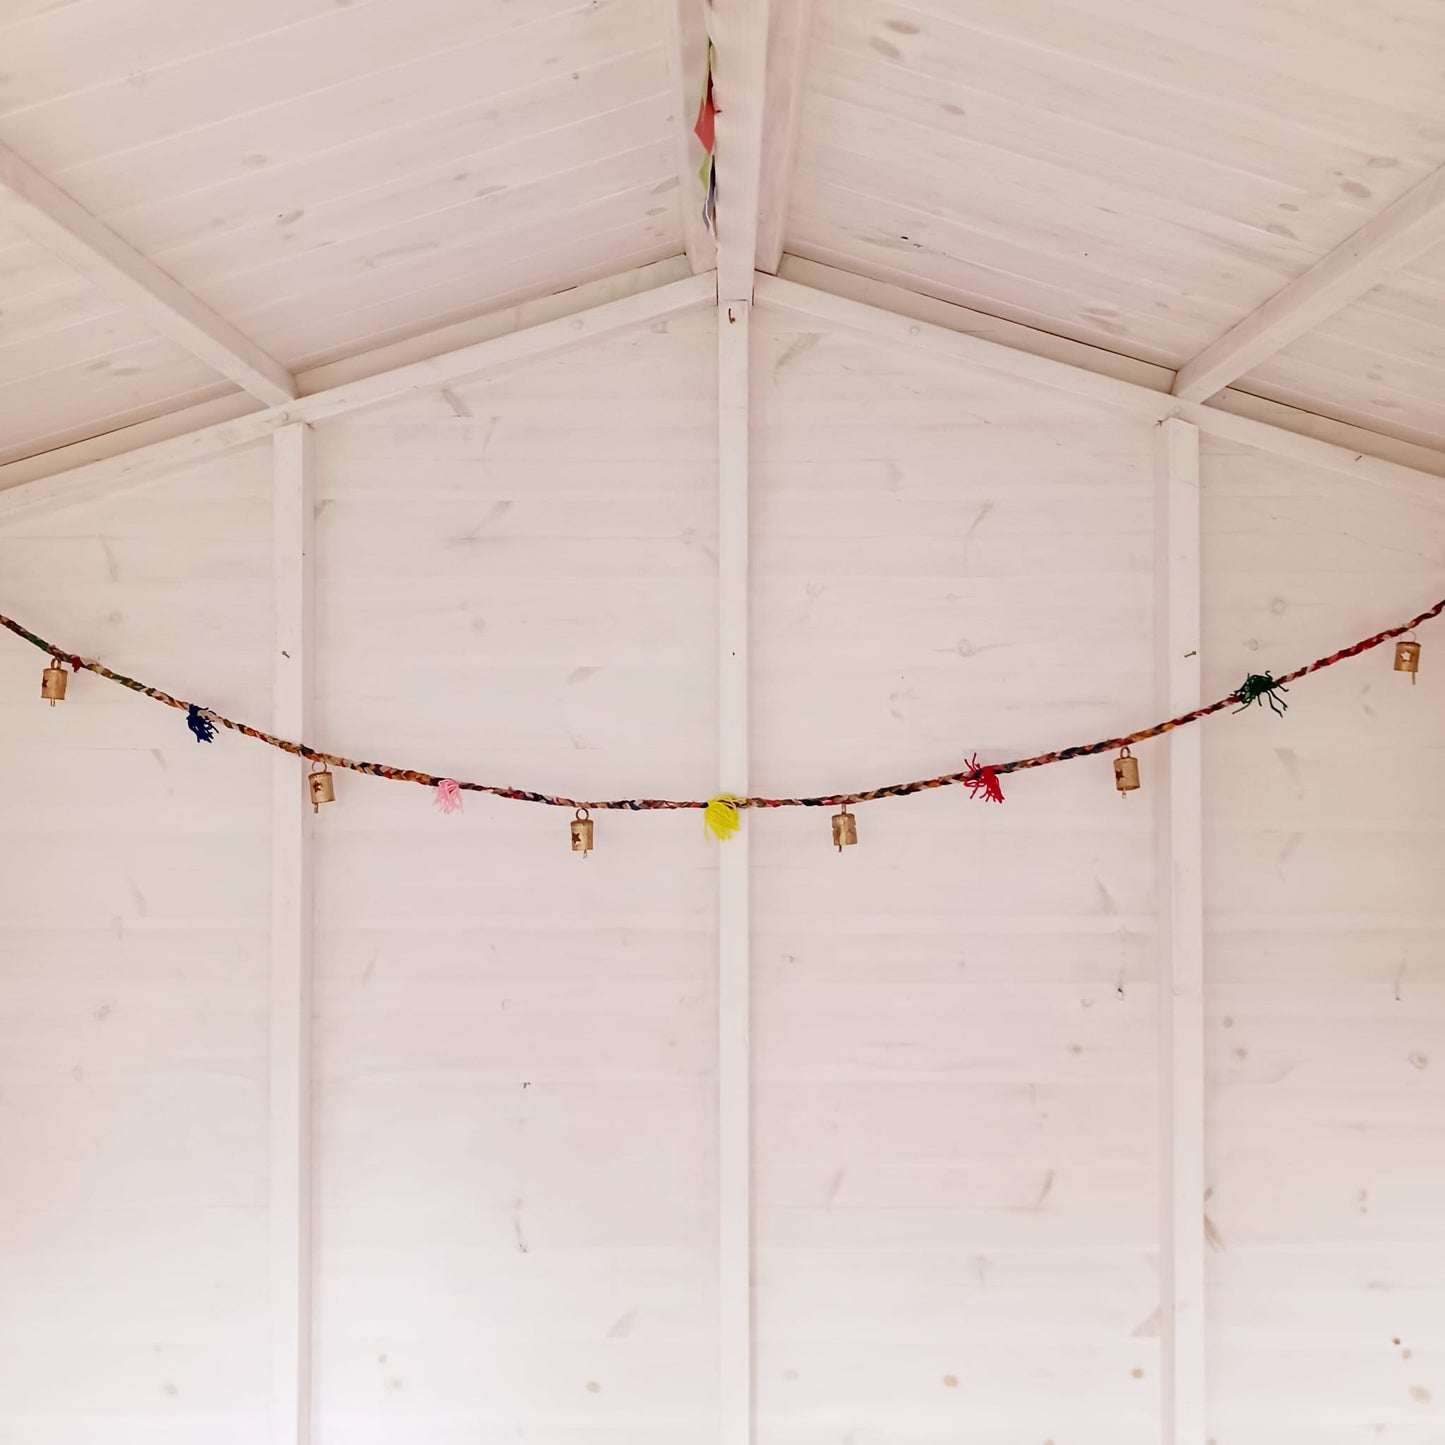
[570,807,594,857]
[307,761,335,813]
[1113,746,1140,796]
[41,658,67,706]
[831,804,857,852]
[1395,635,1421,684]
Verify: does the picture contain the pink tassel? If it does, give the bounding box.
[434,778,462,814]
[963,752,1004,804]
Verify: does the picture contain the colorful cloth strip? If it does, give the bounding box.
[2,595,1440,811]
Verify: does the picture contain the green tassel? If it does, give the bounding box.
[705,794,744,841]
[1234,671,1289,716]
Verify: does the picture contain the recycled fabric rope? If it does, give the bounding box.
[3,594,1441,812]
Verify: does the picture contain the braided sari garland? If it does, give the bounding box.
[3,594,1440,816]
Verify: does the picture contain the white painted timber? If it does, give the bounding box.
[1173,163,1445,401]
[0,440,276,1442]
[0,258,693,490]
[717,298,752,1445]
[659,0,718,273]
[0,260,1443,1442]
[749,298,1163,1444]
[1198,432,1445,1439]
[0,270,718,520]
[271,425,315,1445]
[10,260,1445,533]
[0,0,685,422]
[786,0,1445,376]
[1154,418,1204,1445]
[307,306,719,1443]
[709,0,773,300]
[0,140,296,405]
[755,272,1445,508]
[754,0,815,274]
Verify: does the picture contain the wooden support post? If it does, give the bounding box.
[717,299,752,1445]
[1155,417,1205,1445]
[270,423,315,1445]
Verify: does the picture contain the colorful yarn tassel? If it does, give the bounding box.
[1233,672,1289,716]
[186,704,217,743]
[704,794,743,841]
[434,778,462,814]
[963,753,1004,804]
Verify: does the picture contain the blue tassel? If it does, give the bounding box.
[187,704,217,743]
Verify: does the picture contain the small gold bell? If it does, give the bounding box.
[307,761,335,813]
[1395,635,1421,684]
[570,807,594,857]
[831,804,857,852]
[41,659,67,706]
[1114,746,1140,796]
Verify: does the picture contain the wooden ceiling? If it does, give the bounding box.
[4,0,1445,468]
[783,0,1445,449]
[0,0,689,464]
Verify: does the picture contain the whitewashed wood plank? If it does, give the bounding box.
[249,210,679,370]
[4,0,623,169]
[101,49,668,256]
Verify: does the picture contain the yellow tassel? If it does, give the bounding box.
[704,794,744,841]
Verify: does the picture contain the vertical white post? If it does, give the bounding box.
[1155,416,1205,1445]
[271,422,314,1445]
[717,300,752,1445]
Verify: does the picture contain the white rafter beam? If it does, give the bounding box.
[754,0,814,275]
[0,139,297,405]
[659,0,717,274]
[710,0,773,300]
[1172,163,1445,401]
[0,269,718,517]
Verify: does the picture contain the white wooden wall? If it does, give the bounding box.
[0,303,1441,1444]
[750,305,1163,1444]
[0,445,275,1443]
[1200,436,1445,1443]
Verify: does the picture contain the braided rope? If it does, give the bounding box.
[5,594,1441,811]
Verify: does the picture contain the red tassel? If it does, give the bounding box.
[964,753,1004,804]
